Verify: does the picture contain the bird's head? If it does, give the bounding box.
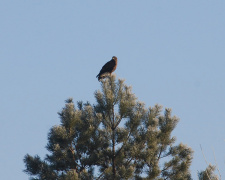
[112,56,117,60]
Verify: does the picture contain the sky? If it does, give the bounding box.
[0,1,225,179]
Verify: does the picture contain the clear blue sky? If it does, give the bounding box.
[1,1,225,179]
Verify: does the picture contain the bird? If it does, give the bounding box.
[96,56,118,81]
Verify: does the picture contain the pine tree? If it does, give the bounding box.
[24,75,193,179]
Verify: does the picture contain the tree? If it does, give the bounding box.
[24,75,193,179]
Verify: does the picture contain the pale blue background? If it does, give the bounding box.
[0,1,225,179]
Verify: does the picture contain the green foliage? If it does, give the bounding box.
[198,164,219,180]
[24,75,193,179]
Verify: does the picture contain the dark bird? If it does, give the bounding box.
[96,56,118,81]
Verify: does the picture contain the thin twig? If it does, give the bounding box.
[96,168,107,180]
[212,147,221,180]
[200,144,212,180]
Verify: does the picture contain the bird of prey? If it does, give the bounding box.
[96,56,118,81]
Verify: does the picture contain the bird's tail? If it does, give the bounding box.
[98,76,102,81]
[96,74,101,81]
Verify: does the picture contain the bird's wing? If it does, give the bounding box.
[99,59,115,74]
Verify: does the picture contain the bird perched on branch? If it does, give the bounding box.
[96,56,118,81]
